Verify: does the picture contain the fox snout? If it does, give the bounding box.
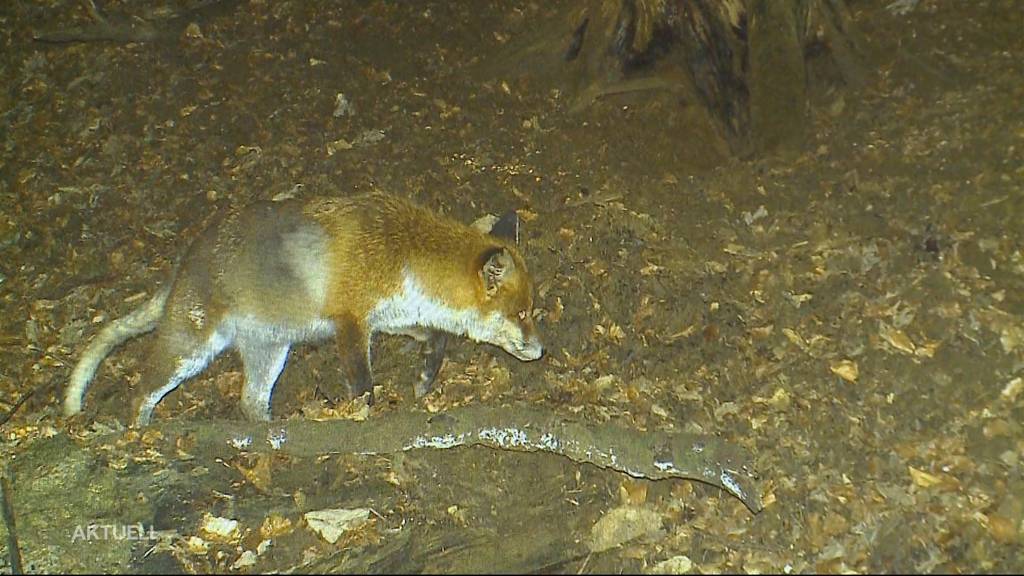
[507,336,544,361]
[475,312,544,362]
[500,319,544,361]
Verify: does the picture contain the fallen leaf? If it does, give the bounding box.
[880,323,916,354]
[782,328,807,350]
[914,340,939,358]
[908,466,941,488]
[618,479,649,507]
[830,359,859,382]
[1001,377,1023,402]
[260,514,293,539]
[986,514,1019,544]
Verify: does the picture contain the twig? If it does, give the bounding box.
[565,188,624,208]
[0,383,44,428]
[571,75,689,113]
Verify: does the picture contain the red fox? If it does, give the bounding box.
[63,192,544,425]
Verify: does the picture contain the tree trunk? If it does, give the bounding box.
[496,0,867,158]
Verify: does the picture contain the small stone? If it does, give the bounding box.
[588,506,664,553]
[304,508,371,544]
[231,550,258,570]
[200,514,240,542]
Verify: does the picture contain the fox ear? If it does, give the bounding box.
[481,247,515,296]
[489,210,520,244]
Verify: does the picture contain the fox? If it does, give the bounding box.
[63,192,544,426]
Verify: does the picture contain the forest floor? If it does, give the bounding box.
[1,0,1022,572]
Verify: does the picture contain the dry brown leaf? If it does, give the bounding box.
[829,359,859,382]
[782,328,806,349]
[767,387,791,410]
[908,466,942,488]
[592,374,618,392]
[914,339,939,358]
[987,515,1019,544]
[974,307,1022,353]
[714,401,740,420]
[880,323,916,354]
[140,429,164,445]
[469,214,498,233]
[640,261,664,275]
[754,388,791,411]
[260,514,294,539]
[786,292,814,307]
[663,325,696,342]
[546,296,564,323]
[618,479,649,507]
[326,138,352,155]
[1001,377,1023,402]
[236,453,274,493]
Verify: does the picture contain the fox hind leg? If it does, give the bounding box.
[237,339,290,421]
[133,327,231,426]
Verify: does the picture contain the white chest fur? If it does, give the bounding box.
[368,273,499,342]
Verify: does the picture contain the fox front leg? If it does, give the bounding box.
[333,315,374,405]
[415,331,448,398]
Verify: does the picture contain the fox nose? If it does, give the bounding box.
[517,339,544,361]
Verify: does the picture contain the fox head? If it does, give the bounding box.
[397,209,544,362]
[460,210,541,361]
[474,244,544,361]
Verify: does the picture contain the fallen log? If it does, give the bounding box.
[144,404,764,513]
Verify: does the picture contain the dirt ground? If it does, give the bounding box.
[1,0,1022,573]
